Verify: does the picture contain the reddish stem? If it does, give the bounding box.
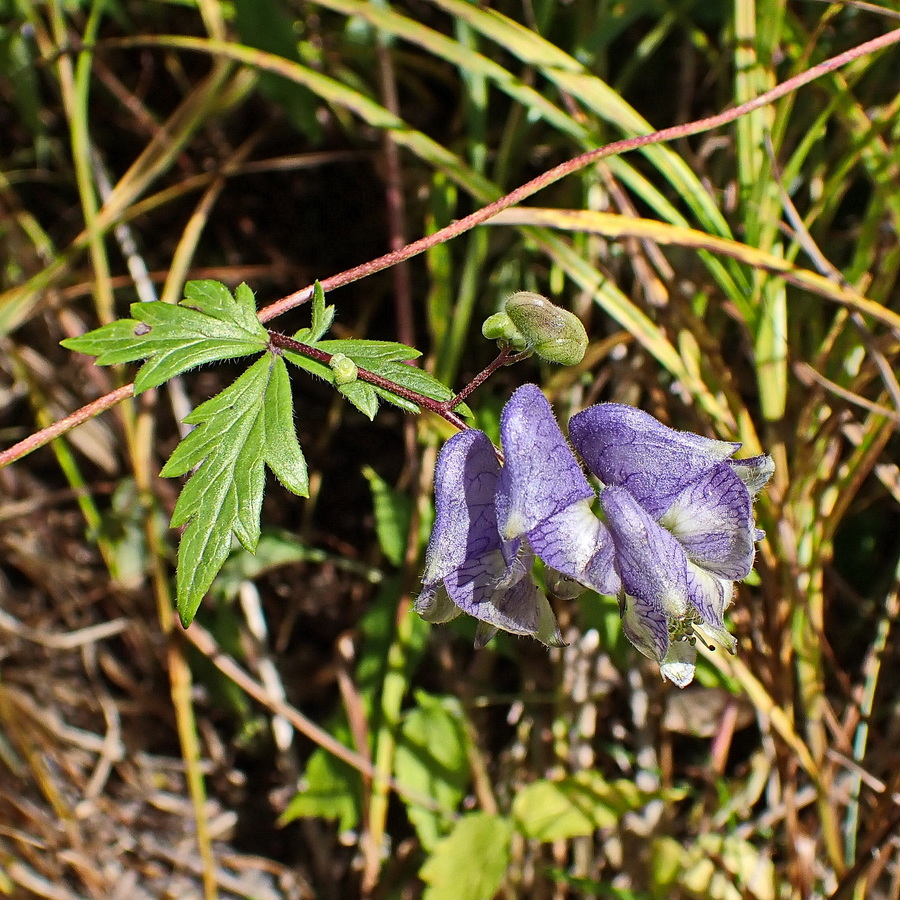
[266,332,469,431]
[438,347,523,412]
[257,27,900,324]
[0,383,135,470]
[7,27,899,468]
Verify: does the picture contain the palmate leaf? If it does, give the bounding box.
[61,281,269,393]
[62,276,461,623]
[160,353,309,626]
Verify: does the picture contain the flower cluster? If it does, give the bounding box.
[417,385,773,687]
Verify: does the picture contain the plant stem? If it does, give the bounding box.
[266,332,470,431]
[438,346,523,411]
[257,26,900,323]
[0,383,135,470]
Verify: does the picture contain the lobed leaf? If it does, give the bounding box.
[280,722,362,833]
[312,339,421,363]
[336,379,380,420]
[61,280,269,394]
[512,772,656,843]
[363,466,413,567]
[365,360,471,417]
[159,353,308,626]
[394,692,470,852]
[293,281,336,343]
[283,336,467,418]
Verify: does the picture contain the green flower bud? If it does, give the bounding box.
[504,291,588,366]
[481,311,529,352]
[329,353,358,385]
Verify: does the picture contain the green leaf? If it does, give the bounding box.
[281,348,333,383]
[311,281,335,340]
[395,692,470,851]
[365,360,470,417]
[97,477,167,591]
[420,812,512,900]
[61,280,269,394]
[160,353,308,626]
[283,334,466,418]
[263,354,310,494]
[315,338,421,363]
[294,281,336,343]
[650,834,777,900]
[232,0,322,140]
[182,280,264,333]
[363,466,412,566]
[280,728,362,833]
[337,379,380,420]
[512,772,654,842]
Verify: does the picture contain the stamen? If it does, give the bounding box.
[668,608,705,644]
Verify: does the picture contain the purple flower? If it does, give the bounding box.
[569,404,773,687]
[418,386,772,687]
[416,426,565,648]
[417,385,618,647]
[494,385,620,599]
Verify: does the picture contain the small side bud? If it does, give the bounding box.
[329,353,358,385]
[481,311,529,352]
[505,292,588,366]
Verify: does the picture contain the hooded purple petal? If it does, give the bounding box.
[495,384,617,594]
[423,430,501,586]
[495,384,594,541]
[600,486,690,620]
[569,404,740,519]
[421,429,562,645]
[443,551,537,633]
[527,499,621,596]
[440,543,563,645]
[660,464,756,579]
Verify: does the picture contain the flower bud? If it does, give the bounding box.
[504,292,588,366]
[329,353,358,385]
[481,311,529,352]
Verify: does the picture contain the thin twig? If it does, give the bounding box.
[257,27,900,322]
[7,27,900,468]
[0,383,135,469]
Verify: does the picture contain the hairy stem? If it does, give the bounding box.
[266,332,470,431]
[257,27,900,323]
[0,383,135,470]
[439,346,523,412]
[8,26,899,469]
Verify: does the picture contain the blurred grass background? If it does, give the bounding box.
[1,0,899,898]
